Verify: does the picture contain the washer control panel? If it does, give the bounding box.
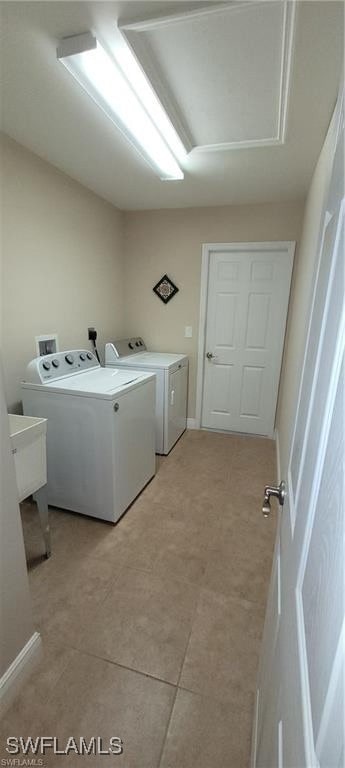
[23,350,99,384]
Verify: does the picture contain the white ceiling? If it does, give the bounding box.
[0,1,343,210]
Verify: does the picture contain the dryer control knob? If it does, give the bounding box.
[65,354,74,365]
[86,353,93,360]
[52,359,60,368]
[42,361,51,371]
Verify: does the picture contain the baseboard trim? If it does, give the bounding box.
[250,688,260,768]
[0,631,42,716]
[187,418,198,430]
[274,428,281,482]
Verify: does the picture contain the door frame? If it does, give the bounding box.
[195,241,296,431]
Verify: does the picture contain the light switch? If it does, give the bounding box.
[185,326,193,338]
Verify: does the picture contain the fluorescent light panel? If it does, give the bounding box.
[114,42,188,164]
[57,32,184,180]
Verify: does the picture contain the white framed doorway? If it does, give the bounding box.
[195,241,295,435]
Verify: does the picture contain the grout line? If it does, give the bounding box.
[156,682,179,768]
[55,642,178,690]
[156,583,203,768]
[77,550,154,574]
[176,682,255,710]
[155,572,266,767]
[176,591,201,688]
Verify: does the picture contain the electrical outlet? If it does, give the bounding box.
[185,326,193,338]
[88,327,97,341]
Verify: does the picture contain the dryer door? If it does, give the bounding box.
[166,364,188,454]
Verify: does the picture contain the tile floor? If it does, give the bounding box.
[1,430,276,767]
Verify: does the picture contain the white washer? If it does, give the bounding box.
[21,350,156,523]
[105,338,188,455]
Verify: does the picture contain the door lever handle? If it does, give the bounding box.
[262,481,286,517]
[206,352,215,359]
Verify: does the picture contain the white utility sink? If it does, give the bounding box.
[8,413,51,558]
[9,414,47,500]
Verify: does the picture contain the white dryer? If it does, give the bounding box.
[105,338,188,455]
[21,350,156,523]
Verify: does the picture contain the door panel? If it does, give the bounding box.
[245,293,271,349]
[240,366,264,417]
[215,293,237,346]
[290,212,340,508]
[301,358,344,741]
[255,530,282,756]
[211,363,233,413]
[316,634,344,768]
[294,207,344,532]
[202,243,294,435]
[251,261,275,281]
[253,90,344,768]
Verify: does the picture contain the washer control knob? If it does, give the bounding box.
[42,361,51,371]
[65,354,74,365]
[136,341,140,347]
[114,402,120,412]
[52,359,60,368]
[86,352,93,360]
[80,353,86,361]
[128,342,134,350]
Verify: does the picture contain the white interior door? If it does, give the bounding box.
[201,242,294,436]
[253,92,344,768]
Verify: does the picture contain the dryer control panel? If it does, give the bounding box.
[108,338,146,358]
[23,350,99,384]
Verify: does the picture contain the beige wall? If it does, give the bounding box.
[1,134,124,410]
[123,202,304,418]
[276,104,339,474]
[0,135,125,699]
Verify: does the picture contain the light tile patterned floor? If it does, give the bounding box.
[1,430,276,767]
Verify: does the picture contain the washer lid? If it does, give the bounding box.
[29,367,154,398]
[106,347,188,370]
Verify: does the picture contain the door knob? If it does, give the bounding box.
[262,481,286,517]
[206,352,215,359]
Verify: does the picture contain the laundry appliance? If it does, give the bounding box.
[21,350,156,522]
[105,338,188,455]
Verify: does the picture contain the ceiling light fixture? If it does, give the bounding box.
[57,32,185,181]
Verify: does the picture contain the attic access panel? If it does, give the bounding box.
[121,1,296,150]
